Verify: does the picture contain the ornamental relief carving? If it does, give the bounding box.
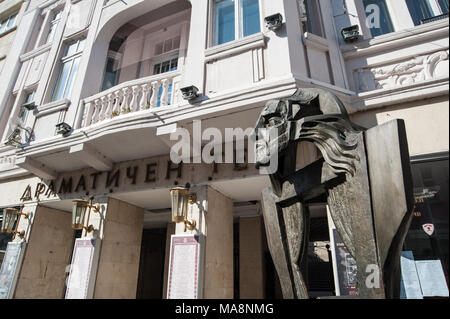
[0,155,16,170]
[356,50,449,93]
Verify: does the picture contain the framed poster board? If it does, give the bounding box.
[65,238,101,299]
[0,242,26,299]
[167,234,205,299]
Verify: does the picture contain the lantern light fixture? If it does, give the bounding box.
[0,205,30,239]
[170,186,197,232]
[72,198,100,236]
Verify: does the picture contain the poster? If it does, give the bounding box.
[167,234,204,299]
[332,229,357,296]
[0,242,25,299]
[65,238,100,299]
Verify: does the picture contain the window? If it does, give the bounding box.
[52,38,85,101]
[438,0,449,14]
[363,0,395,37]
[213,0,261,46]
[0,13,17,35]
[18,91,35,124]
[154,36,180,56]
[102,54,121,91]
[152,55,179,107]
[298,0,325,37]
[46,9,63,44]
[406,0,434,25]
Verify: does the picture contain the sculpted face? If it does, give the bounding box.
[254,99,290,169]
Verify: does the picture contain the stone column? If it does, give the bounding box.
[14,205,74,299]
[239,216,265,299]
[93,197,144,299]
[173,186,234,299]
[162,222,175,299]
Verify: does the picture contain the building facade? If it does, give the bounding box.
[0,0,448,299]
[0,0,26,265]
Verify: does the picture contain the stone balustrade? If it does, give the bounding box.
[81,71,180,128]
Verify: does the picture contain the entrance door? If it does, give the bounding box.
[137,228,168,299]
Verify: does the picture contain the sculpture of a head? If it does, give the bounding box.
[254,88,362,176]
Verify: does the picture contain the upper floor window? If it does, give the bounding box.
[18,91,36,124]
[363,0,395,37]
[52,38,85,101]
[213,0,261,46]
[46,9,63,44]
[438,0,449,14]
[407,0,449,25]
[0,13,17,35]
[299,0,325,37]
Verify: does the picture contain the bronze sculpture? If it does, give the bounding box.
[255,88,414,299]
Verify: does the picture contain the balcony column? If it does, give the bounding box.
[180,0,209,95]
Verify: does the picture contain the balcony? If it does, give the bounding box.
[81,71,181,128]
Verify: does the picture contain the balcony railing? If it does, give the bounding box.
[81,71,181,128]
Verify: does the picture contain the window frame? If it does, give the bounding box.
[45,8,63,44]
[0,13,18,35]
[51,38,85,102]
[210,0,263,47]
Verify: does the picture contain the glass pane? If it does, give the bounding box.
[19,107,28,123]
[77,39,86,52]
[102,58,119,91]
[363,0,395,37]
[439,0,449,14]
[215,0,235,45]
[52,61,72,101]
[153,64,161,75]
[63,57,80,99]
[170,59,178,71]
[53,10,63,22]
[241,0,260,37]
[46,24,57,43]
[6,14,16,30]
[403,159,449,283]
[65,41,79,57]
[406,0,434,25]
[161,61,170,73]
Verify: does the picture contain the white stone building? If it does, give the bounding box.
[0,0,448,299]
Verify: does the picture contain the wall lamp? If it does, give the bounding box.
[341,25,360,42]
[265,13,283,31]
[5,128,23,147]
[72,198,100,236]
[180,86,199,101]
[170,186,197,232]
[1,206,29,239]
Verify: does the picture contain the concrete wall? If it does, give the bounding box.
[93,197,144,299]
[350,96,449,157]
[14,205,74,299]
[239,216,264,299]
[203,186,234,299]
